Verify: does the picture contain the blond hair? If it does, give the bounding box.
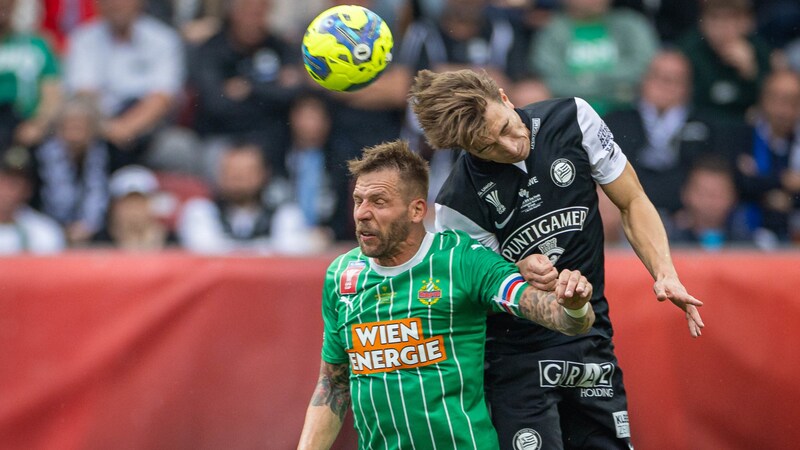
[409,69,502,151]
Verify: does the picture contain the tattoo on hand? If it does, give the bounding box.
[311,362,351,421]
[518,288,594,336]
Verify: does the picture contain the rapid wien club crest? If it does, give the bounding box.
[418,279,442,306]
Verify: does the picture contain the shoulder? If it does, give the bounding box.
[17,207,65,252]
[434,229,484,251]
[325,248,365,273]
[523,97,579,117]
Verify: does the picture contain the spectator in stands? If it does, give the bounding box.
[0,145,65,254]
[93,164,175,250]
[189,0,303,178]
[728,70,800,247]
[177,141,328,254]
[286,92,333,227]
[676,0,771,123]
[145,0,226,46]
[0,0,62,150]
[604,50,720,217]
[670,154,751,249]
[397,0,524,83]
[64,0,184,168]
[31,97,110,247]
[530,0,658,116]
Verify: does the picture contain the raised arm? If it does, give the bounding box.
[518,269,595,336]
[601,162,705,337]
[297,361,351,450]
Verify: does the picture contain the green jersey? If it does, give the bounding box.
[0,33,59,118]
[321,230,530,450]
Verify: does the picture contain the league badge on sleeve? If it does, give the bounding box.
[340,260,366,295]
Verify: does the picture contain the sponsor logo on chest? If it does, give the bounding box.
[501,207,588,260]
[348,318,447,374]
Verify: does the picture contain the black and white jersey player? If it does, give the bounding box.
[436,98,622,349]
[432,95,702,450]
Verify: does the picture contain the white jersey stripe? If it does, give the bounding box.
[383,278,403,449]
[429,249,457,448]
[448,245,478,448]
[410,265,437,449]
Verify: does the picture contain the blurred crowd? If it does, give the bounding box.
[1,0,799,255]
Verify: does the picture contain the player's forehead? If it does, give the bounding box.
[475,101,512,149]
[353,169,402,197]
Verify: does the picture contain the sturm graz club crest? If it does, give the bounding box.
[550,158,575,187]
[538,237,564,264]
[513,428,542,450]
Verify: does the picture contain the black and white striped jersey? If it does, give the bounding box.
[435,97,628,351]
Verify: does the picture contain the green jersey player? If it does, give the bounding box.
[298,140,595,450]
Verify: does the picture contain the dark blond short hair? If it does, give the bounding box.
[347,140,429,200]
[409,69,502,151]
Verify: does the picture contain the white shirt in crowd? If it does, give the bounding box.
[0,207,65,255]
[64,15,184,116]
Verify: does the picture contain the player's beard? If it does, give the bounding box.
[357,219,410,261]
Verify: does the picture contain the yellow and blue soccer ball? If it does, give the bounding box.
[302,5,393,92]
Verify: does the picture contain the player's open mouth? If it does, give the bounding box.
[358,231,377,240]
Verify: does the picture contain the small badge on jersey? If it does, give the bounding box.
[550,158,575,187]
[612,411,631,438]
[340,260,366,295]
[417,279,442,306]
[513,428,542,450]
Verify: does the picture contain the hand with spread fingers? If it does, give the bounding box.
[654,275,705,338]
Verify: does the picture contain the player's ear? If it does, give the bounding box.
[409,197,427,223]
[499,88,515,108]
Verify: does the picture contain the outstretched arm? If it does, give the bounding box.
[297,361,351,450]
[518,269,595,336]
[601,163,705,337]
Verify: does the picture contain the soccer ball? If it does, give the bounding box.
[302,5,393,92]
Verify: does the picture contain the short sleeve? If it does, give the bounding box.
[460,238,528,318]
[574,97,628,185]
[320,258,349,364]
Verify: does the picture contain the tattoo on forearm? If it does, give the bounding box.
[518,288,595,336]
[311,362,351,421]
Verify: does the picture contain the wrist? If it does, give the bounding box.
[563,303,589,318]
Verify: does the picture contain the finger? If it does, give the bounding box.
[688,320,700,338]
[680,294,703,307]
[555,270,571,299]
[564,271,582,297]
[579,277,592,300]
[687,305,705,329]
